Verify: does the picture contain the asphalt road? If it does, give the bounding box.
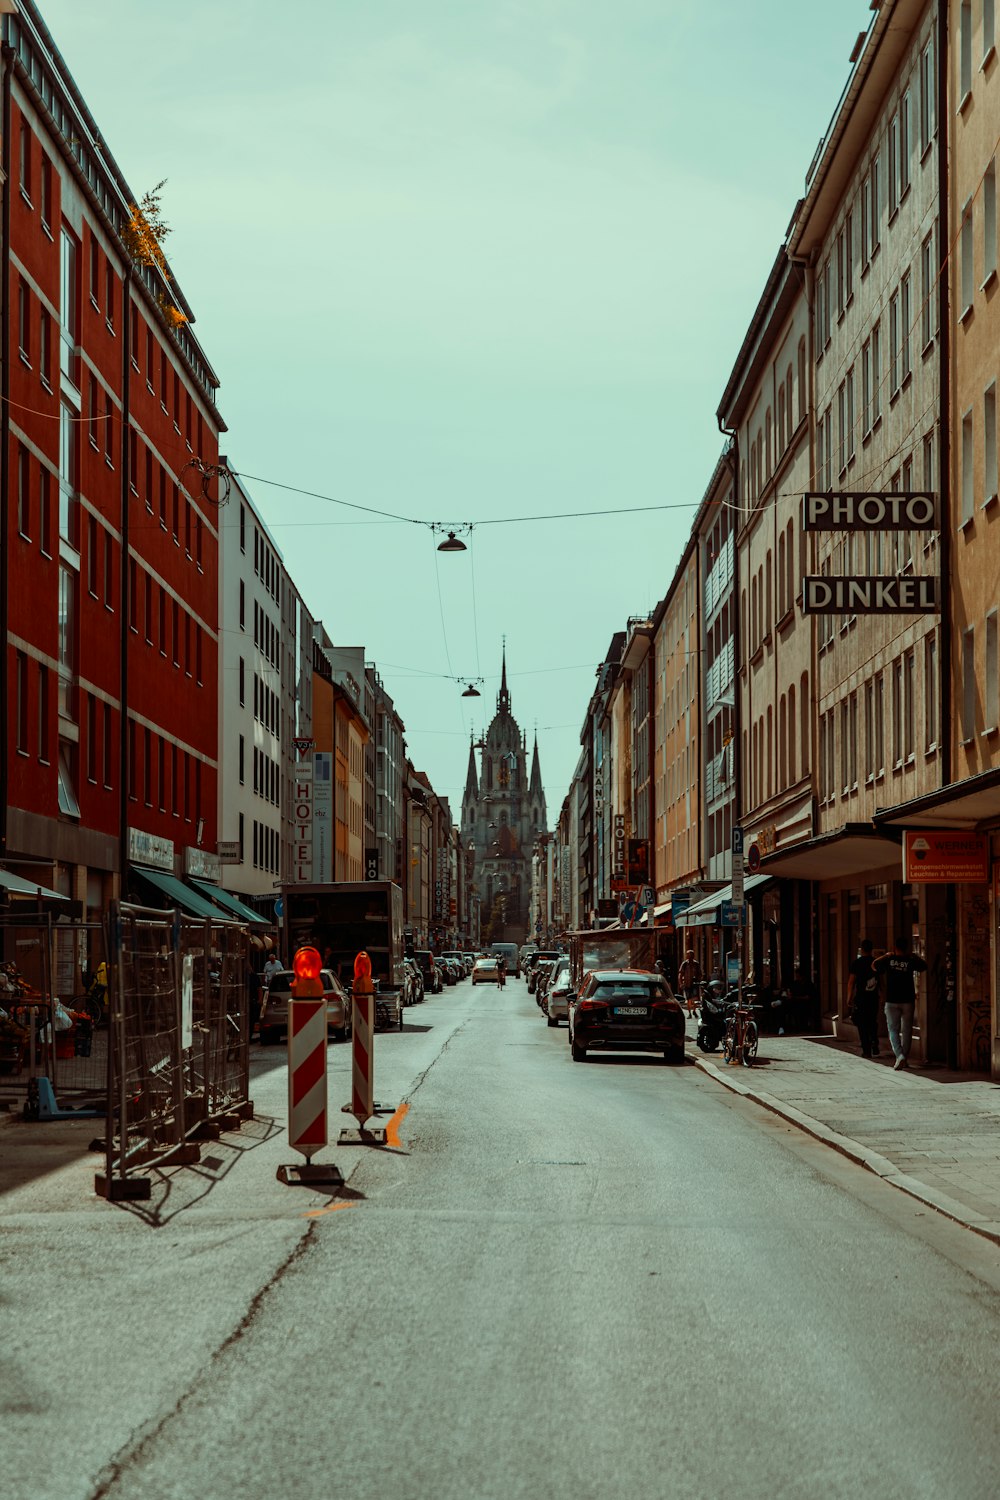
[9,975,1000,1500]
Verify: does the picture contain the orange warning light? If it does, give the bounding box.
[353,951,372,981]
[292,946,324,995]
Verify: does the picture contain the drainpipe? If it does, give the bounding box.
[117,264,133,891]
[0,44,13,863]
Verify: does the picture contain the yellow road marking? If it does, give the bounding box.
[303,1201,358,1219]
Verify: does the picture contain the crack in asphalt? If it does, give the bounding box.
[85,1221,317,1500]
[85,1011,471,1497]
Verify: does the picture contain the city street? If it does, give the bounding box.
[6,973,1000,1500]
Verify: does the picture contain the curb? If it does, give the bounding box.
[687,1046,1000,1249]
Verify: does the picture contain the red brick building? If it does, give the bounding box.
[2,1,225,921]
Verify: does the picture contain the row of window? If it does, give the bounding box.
[127,721,204,826]
[253,598,279,669]
[815,33,937,362]
[816,643,941,806]
[19,116,55,231]
[252,818,281,875]
[246,667,280,737]
[745,674,811,813]
[744,340,808,505]
[125,552,207,683]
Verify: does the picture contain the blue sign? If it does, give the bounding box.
[732,827,744,855]
[726,953,741,986]
[274,897,284,920]
[720,901,746,927]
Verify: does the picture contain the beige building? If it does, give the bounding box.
[717,250,816,992]
[784,0,946,1049]
[652,542,701,904]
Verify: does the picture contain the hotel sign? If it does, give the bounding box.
[802,491,938,531]
[803,576,939,614]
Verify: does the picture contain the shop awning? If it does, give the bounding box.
[873,765,1000,832]
[760,824,900,881]
[188,878,269,927]
[131,866,230,922]
[0,869,70,902]
[675,873,773,927]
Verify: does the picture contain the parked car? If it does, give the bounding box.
[532,959,556,1003]
[546,969,574,1027]
[568,968,685,1064]
[540,957,570,1017]
[441,949,469,977]
[472,957,499,985]
[413,950,442,994]
[402,957,424,1005]
[439,958,459,986]
[525,949,561,991]
[258,968,351,1045]
[463,951,477,973]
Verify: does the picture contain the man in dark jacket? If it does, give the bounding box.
[874,939,928,1070]
[846,939,880,1058]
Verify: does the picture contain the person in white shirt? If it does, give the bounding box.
[262,954,283,988]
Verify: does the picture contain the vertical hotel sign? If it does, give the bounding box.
[290,741,314,882]
[312,752,333,881]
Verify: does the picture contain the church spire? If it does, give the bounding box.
[529,732,543,799]
[464,733,479,801]
[497,640,511,714]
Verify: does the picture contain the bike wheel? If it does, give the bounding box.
[722,1020,737,1064]
[741,1019,759,1066]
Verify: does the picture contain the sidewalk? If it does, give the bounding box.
[686,1022,1000,1245]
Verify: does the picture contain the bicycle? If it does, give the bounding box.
[723,997,760,1067]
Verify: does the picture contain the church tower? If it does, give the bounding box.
[461,648,547,943]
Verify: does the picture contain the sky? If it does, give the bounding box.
[38,0,871,819]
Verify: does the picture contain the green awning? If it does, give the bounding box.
[188,879,269,927]
[131,865,230,922]
[0,869,69,902]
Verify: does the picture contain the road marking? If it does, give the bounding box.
[303,1201,358,1219]
[384,1100,410,1149]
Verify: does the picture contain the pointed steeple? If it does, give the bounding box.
[464,734,479,801]
[497,641,511,714]
[529,732,543,799]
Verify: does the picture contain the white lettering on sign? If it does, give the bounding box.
[802,491,938,531]
[802,575,939,614]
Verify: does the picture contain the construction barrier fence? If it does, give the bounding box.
[100,902,252,1200]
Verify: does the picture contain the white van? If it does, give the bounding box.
[489,942,521,976]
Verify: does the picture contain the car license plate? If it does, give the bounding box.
[614,1006,648,1016]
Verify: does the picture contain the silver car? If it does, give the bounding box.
[544,960,573,1027]
[258,968,352,1044]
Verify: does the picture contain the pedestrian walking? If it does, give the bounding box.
[874,938,928,1070]
[677,948,702,1017]
[846,939,880,1058]
[497,956,506,989]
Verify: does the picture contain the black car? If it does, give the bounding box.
[413,950,442,994]
[568,968,685,1065]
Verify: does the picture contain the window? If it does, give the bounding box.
[104,390,114,466]
[239,734,245,786]
[15,651,28,753]
[823,407,832,490]
[899,91,911,198]
[923,428,936,493]
[836,227,845,317]
[961,3,973,100]
[988,612,999,731]
[87,515,98,596]
[985,160,997,282]
[239,579,245,631]
[39,308,52,389]
[18,278,30,361]
[874,673,885,775]
[105,259,115,330]
[903,652,915,760]
[986,384,998,503]
[846,366,855,461]
[39,663,49,761]
[17,444,30,538]
[900,271,911,381]
[240,504,246,554]
[987,0,996,60]
[869,154,880,257]
[861,175,870,268]
[39,469,51,557]
[889,290,900,394]
[837,382,846,474]
[103,702,112,788]
[19,119,31,201]
[144,570,152,642]
[872,321,882,422]
[921,233,935,347]
[862,339,872,434]
[962,410,974,523]
[239,656,245,707]
[849,693,858,787]
[89,237,100,307]
[892,659,903,765]
[888,112,899,213]
[865,682,875,780]
[961,202,975,312]
[962,628,976,743]
[845,208,855,300]
[86,693,97,783]
[797,339,806,424]
[158,588,166,653]
[920,38,936,151]
[40,153,52,230]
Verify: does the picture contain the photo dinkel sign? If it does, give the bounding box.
[801,492,939,616]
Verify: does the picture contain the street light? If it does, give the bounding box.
[462,683,481,697]
[437,531,467,553]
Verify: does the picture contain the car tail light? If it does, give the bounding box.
[577,997,609,1013]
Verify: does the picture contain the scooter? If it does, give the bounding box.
[695,980,737,1053]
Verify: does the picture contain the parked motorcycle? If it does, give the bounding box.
[695,980,736,1053]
